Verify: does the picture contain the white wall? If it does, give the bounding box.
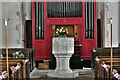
[97,2,119,47]
[119,2,120,45]
[22,2,31,20]
[104,2,119,47]
[0,1,2,49]
[0,2,24,48]
[97,2,103,19]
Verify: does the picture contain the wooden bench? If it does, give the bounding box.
[94,56,120,80]
[94,57,108,80]
[0,48,35,79]
[0,48,36,72]
[0,58,30,80]
[98,56,120,68]
[92,47,120,79]
[10,63,22,80]
[0,71,8,80]
[92,48,120,69]
[0,59,23,80]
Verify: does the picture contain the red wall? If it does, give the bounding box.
[32,2,97,60]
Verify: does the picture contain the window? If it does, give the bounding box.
[85,2,94,38]
[35,2,44,39]
[47,2,82,18]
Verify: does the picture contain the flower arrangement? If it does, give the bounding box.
[12,51,25,58]
[56,27,68,36]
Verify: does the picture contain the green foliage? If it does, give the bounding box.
[12,51,25,58]
[56,27,68,36]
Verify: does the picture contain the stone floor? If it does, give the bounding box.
[30,68,95,80]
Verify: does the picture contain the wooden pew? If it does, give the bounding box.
[92,48,120,79]
[0,59,22,80]
[10,63,22,80]
[22,59,30,80]
[94,58,109,80]
[0,58,30,80]
[92,48,120,69]
[0,48,35,79]
[0,58,23,70]
[94,56,120,80]
[98,56,120,73]
[0,48,36,72]
[0,71,8,80]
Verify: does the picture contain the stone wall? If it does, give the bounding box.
[0,2,24,48]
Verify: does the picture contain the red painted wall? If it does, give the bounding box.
[32,2,97,60]
[80,2,97,60]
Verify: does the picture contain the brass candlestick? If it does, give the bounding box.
[110,18,113,80]
[4,18,9,80]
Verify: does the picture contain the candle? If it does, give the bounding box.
[110,18,112,24]
[4,18,8,26]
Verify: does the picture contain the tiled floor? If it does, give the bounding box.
[30,68,95,80]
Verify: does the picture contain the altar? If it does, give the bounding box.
[47,37,78,78]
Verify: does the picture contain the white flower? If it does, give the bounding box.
[57,28,59,31]
[15,52,19,55]
[56,27,69,36]
[56,31,58,34]
[60,29,62,32]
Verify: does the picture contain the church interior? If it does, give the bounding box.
[0,0,120,80]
